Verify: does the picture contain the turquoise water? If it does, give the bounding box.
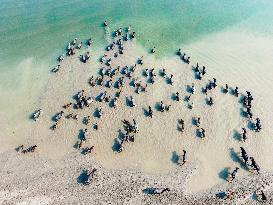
[0,0,273,116]
[1,0,271,63]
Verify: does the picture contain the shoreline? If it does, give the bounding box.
[1,150,273,204]
[1,25,273,203]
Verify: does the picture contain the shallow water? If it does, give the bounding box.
[1,0,272,110]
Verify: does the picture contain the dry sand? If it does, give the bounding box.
[1,151,273,205]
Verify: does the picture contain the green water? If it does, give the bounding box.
[1,0,270,63]
[0,0,273,116]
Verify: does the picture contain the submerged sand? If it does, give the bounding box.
[1,28,273,204]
